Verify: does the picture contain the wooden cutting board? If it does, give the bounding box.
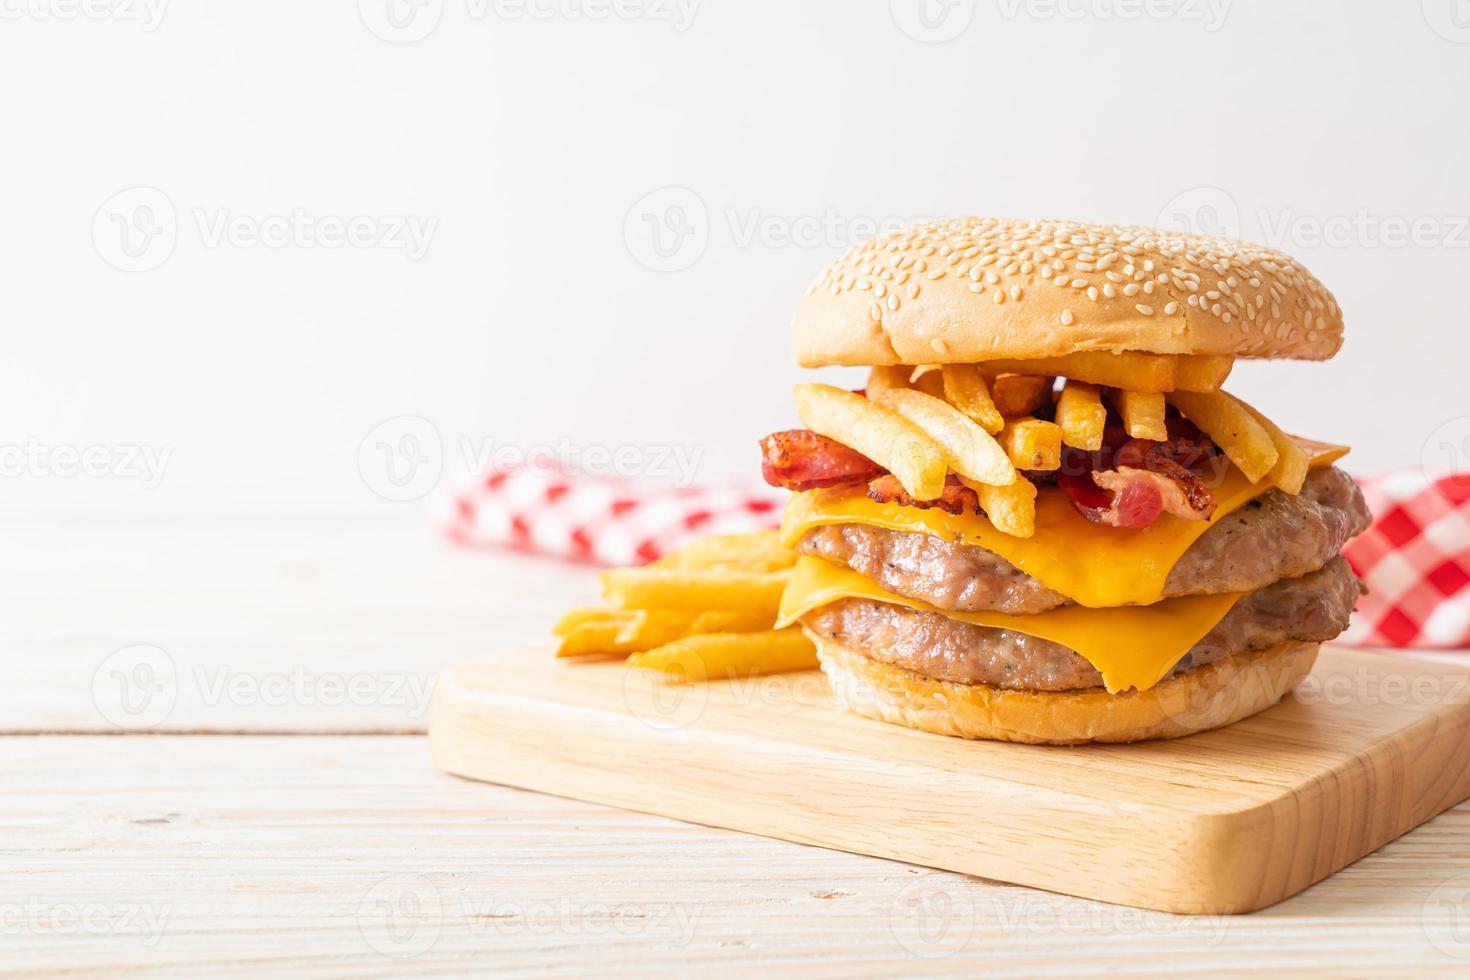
[428,645,1470,914]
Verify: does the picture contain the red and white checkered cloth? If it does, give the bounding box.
[447,466,784,567]
[1339,472,1470,648]
[449,465,1470,649]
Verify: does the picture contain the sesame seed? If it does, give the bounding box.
[1163,301,1179,315]
[993,288,1005,304]
[1136,304,1155,316]
[931,338,948,354]
[1060,309,1075,326]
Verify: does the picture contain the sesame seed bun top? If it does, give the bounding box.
[792,217,1344,367]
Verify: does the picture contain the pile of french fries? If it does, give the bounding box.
[794,350,1306,539]
[554,531,817,681]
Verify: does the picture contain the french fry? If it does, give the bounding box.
[558,607,779,658]
[552,606,632,637]
[1054,381,1106,451]
[1114,389,1168,442]
[998,417,1062,471]
[962,475,1038,539]
[1175,355,1234,392]
[556,619,641,658]
[866,366,910,402]
[613,609,701,647]
[689,608,778,633]
[794,383,948,500]
[628,628,818,682]
[990,374,1054,418]
[1237,399,1308,495]
[602,566,790,612]
[941,364,1005,434]
[654,530,795,572]
[982,351,1177,393]
[1166,390,1280,483]
[876,388,1017,487]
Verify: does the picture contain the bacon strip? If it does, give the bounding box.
[760,429,886,492]
[866,474,981,517]
[1059,450,1217,528]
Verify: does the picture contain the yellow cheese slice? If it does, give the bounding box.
[781,439,1348,609]
[778,555,1242,694]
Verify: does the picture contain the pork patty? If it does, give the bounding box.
[801,556,1363,693]
[797,465,1369,615]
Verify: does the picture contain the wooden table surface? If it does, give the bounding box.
[10,520,1470,976]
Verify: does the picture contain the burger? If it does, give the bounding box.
[761,217,1370,744]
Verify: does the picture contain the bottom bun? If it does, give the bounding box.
[812,634,1320,745]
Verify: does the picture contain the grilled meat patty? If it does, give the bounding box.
[796,465,1369,616]
[801,556,1363,693]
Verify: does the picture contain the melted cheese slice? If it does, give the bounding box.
[778,555,1242,694]
[781,439,1349,609]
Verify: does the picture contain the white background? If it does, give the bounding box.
[3,0,1467,524]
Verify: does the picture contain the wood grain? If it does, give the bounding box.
[11,735,1470,976]
[430,644,1470,915]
